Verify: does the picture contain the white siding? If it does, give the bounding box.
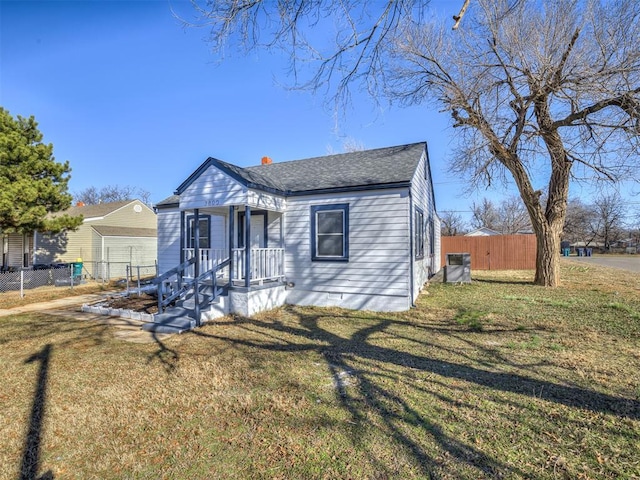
[157,207,181,275]
[284,189,411,311]
[411,150,439,303]
[180,166,247,209]
[267,211,283,248]
[210,214,226,250]
[248,190,286,212]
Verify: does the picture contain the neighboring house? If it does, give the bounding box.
[465,227,501,236]
[1,232,33,270]
[34,200,157,278]
[155,142,441,316]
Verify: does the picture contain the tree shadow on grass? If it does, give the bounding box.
[147,331,179,374]
[20,344,54,480]
[192,305,639,477]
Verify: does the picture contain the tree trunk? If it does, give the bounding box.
[533,222,563,286]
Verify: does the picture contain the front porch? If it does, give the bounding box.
[151,202,289,331]
[183,247,285,286]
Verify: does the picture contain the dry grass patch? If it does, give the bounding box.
[1,260,639,479]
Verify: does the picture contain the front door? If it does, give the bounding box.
[238,211,267,249]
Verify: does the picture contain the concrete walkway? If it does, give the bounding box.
[0,292,112,317]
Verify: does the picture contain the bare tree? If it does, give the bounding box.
[563,197,597,246]
[589,192,627,250]
[471,196,530,233]
[189,0,640,286]
[440,210,467,236]
[75,185,151,206]
[471,198,500,231]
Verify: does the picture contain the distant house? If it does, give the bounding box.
[465,227,501,236]
[155,142,441,320]
[34,199,157,278]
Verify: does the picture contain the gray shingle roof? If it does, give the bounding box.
[229,142,426,193]
[174,142,427,197]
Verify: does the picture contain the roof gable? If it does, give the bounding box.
[175,142,427,196]
[62,200,150,220]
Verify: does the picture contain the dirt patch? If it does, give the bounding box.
[102,293,159,314]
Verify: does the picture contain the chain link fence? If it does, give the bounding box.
[0,266,76,295]
[0,261,158,297]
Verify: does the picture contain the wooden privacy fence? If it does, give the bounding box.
[441,234,537,270]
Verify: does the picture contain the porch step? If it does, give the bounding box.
[142,307,196,334]
[178,284,228,309]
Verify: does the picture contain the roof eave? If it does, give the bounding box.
[286,181,411,197]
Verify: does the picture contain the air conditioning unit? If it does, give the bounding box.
[445,253,471,283]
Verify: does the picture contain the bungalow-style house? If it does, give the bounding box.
[34,199,157,278]
[154,142,440,324]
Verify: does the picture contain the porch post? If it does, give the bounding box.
[244,205,251,288]
[179,211,185,265]
[194,209,200,278]
[228,206,234,284]
[194,208,201,325]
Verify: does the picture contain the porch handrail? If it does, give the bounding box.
[152,258,195,314]
[232,247,285,284]
[183,248,227,278]
[153,257,231,319]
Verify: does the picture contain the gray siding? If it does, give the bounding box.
[284,189,411,311]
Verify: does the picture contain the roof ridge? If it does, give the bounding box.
[244,142,426,170]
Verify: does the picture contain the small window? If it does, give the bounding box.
[311,204,349,261]
[415,207,424,259]
[186,215,210,249]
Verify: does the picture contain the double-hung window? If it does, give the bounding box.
[186,215,210,249]
[415,207,425,259]
[311,204,349,261]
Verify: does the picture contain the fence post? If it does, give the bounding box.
[20,270,24,298]
[70,265,74,289]
[126,265,130,295]
[137,266,141,297]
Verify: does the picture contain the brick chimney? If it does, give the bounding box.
[76,201,85,207]
[261,156,272,165]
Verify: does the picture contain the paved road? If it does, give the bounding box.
[566,255,640,274]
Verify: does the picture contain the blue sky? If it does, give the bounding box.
[1,0,636,224]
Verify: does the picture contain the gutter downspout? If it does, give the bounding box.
[408,189,415,309]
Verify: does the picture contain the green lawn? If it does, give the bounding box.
[1,260,639,479]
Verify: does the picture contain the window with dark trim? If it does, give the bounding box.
[186,215,211,249]
[311,204,349,261]
[415,207,425,259]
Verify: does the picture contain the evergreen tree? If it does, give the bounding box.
[0,108,82,233]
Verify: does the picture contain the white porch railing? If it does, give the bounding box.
[232,248,285,284]
[183,248,227,278]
